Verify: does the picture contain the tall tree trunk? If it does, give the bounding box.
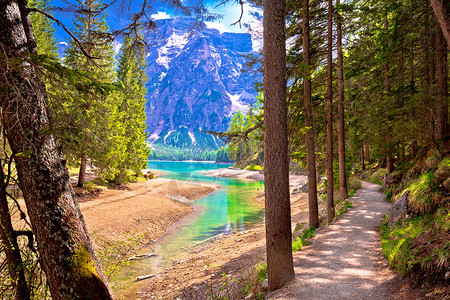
[0,161,31,300]
[326,0,335,223]
[384,3,394,175]
[303,0,320,228]
[263,0,295,290]
[364,143,370,162]
[78,153,87,187]
[435,26,448,145]
[361,145,365,170]
[0,1,114,299]
[429,0,450,48]
[336,0,348,199]
[425,21,436,142]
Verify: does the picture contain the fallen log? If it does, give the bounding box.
[136,273,157,281]
[128,252,155,261]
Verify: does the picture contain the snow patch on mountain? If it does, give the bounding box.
[188,131,196,144]
[156,33,189,69]
[145,18,261,151]
[163,130,174,143]
[227,92,248,115]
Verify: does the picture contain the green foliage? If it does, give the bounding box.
[255,262,267,282]
[292,227,316,252]
[148,145,218,161]
[347,176,362,197]
[244,164,262,171]
[336,200,353,218]
[57,0,124,182]
[114,34,150,182]
[29,0,58,59]
[366,168,387,186]
[405,172,437,214]
[380,207,450,275]
[215,146,233,163]
[348,176,362,191]
[31,0,150,184]
[226,96,264,168]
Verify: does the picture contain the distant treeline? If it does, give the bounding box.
[148,145,233,163]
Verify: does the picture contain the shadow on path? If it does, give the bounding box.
[267,181,399,300]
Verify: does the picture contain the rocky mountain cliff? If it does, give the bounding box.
[145,17,260,152]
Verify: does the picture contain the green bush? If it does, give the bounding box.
[367,168,387,185]
[348,176,362,191]
[292,227,316,252]
[244,164,262,171]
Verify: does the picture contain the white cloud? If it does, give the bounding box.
[205,21,226,33]
[58,41,68,46]
[151,11,171,20]
[114,40,122,54]
[207,2,263,51]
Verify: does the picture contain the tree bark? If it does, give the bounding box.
[435,26,448,144]
[78,153,87,187]
[263,0,295,290]
[429,0,450,48]
[384,3,394,175]
[326,0,335,223]
[0,1,114,299]
[303,0,319,228]
[361,145,365,170]
[364,143,370,162]
[425,21,436,141]
[0,161,31,300]
[336,0,348,199]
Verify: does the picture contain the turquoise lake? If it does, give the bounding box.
[116,161,265,298]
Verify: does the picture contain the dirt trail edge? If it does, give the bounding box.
[268,181,398,300]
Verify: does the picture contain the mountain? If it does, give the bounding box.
[144,18,260,152]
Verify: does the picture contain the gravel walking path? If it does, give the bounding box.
[267,181,399,299]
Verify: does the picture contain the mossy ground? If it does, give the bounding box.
[380,207,449,280]
[367,152,449,289]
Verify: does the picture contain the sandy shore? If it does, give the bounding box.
[201,167,308,187]
[138,191,313,299]
[80,178,220,247]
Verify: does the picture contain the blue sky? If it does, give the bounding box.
[51,0,262,51]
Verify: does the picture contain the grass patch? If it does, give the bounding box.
[348,176,362,191]
[366,168,387,186]
[292,227,316,252]
[255,262,267,282]
[380,207,450,277]
[67,166,79,176]
[336,200,353,218]
[406,172,437,214]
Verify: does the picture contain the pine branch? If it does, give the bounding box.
[28,7,100,61]
[205,119,264,145]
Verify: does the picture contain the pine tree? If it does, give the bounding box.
[115,34,150,182]
[0,2,114,297]
[29,0,58,58]
[264,0,295,290]
[62,0,124,185]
